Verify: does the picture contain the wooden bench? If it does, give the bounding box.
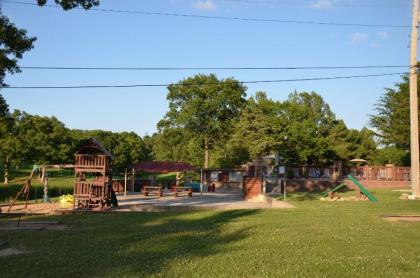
[171,187,193,198]
[143,186,163,197]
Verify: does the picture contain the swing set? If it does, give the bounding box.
[7,164,74,212]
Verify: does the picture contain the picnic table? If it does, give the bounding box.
[171,186,193,198]
[143,186,163,197]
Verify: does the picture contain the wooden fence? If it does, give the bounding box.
[345,166,411,181]
[287,165,411,181]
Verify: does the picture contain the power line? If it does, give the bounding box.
[1,0,411,28]
[0,72,407,90]
[221,0,374,7]
[19,65,412,71]
[221,0,409,7]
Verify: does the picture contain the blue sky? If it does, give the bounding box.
[0,0,413,136]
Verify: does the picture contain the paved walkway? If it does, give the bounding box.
[116,191,294,211]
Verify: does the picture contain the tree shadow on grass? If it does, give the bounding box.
[114,210,257,276]
[285,192,323,201]
[0,209,259,277]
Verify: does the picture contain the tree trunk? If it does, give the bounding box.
[204,136,209,169]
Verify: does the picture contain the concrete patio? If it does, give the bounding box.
[116,190,294,211]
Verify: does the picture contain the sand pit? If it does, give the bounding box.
[0,202,72,215]
[320,196,369,202]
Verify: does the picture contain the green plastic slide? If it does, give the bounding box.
[347,174,378,202]
[322,183,346,197]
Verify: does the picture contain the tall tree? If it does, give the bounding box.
[160,74,246,168]
[231,92,280,160]
[0,93,14,183]
[12,111,74,164]
[1,0,100,86]
[0,14,36,86]
[370,73,420,150]
[280,92,336,165]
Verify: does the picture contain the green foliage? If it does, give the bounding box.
[369,72,420,166]
[37,0,99,10]
[0,94,15,181]
[0,14,36,86]
[153,84,379,168]
[12,110,74,164]
[72,130,149,172]
[329,123,378,162]
[370,74,416,150]
[231,92,280,160]
[0,95,152,175]
[280,91,337,165]
[0,0,98,86]
[159,74,246,167]
[373,146,410,166]
[0,94,12,136]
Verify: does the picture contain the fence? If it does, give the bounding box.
[286,165,411,181]
[288,167,334,178]
[346,166,411,181]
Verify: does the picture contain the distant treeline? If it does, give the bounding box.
[0,73,414,182]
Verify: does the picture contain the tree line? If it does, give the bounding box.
[0,0,417,182]
[149,74,380,169]
[0,70,417,183]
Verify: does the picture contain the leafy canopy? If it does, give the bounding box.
[160,74,246,167]
[0,15,36,86]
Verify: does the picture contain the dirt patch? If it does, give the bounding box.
[320,196,369,202]
[0,248,27,257]
[383,215,420,222]
[1,202,72,215]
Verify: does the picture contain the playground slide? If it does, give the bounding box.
[347,174,378,202]
[321,183,346,197]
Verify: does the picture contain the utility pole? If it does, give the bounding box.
[410,0,420,198]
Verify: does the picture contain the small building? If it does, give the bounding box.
[73,138,114,209]
[201,169,245,190]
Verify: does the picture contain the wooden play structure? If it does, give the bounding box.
[73,138,116,209]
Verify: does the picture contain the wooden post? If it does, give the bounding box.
[200,168,203,197]
[43,176,49,203]
[132,168,135,192]
[124,168,127,198]
[410,0,420,198]
[283,179,286,202]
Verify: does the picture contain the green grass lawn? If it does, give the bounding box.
[1,189,420,277]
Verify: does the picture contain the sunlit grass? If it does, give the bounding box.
[1,190,420,277]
